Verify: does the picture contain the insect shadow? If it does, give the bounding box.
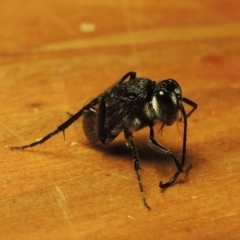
[11,71,197,209]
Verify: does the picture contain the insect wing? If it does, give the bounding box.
[73,98,132,145]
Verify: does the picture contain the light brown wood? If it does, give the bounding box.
[1,1,240,239]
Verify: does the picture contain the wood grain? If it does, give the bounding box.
[0,1,240,239]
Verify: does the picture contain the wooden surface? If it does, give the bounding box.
[0,1,240,239]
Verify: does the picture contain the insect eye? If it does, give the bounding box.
[158,90,172,104]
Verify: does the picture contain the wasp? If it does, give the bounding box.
[11,71,197,209]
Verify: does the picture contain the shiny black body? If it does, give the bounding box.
[11,71,197,209]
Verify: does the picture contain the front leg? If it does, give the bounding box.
[124,129,150,210]
[149,125,191,188]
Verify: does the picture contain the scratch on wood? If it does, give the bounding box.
[55,184,79,239]
[0,121,24,141]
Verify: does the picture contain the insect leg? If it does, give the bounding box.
[11,98,99,150]
[10,72,137,150]
[149,125,190,188]
[124,129,150,210]
[119,71,136,82]
[104,71,136,94]
[182,97,198,118]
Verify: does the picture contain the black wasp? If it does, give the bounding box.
[11,71,197,209]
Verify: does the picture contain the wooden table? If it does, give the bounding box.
[0,1,240,239]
